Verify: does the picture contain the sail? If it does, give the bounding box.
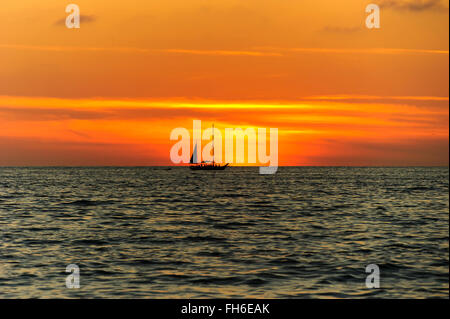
[190,143,198,164]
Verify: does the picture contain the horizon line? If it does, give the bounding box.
[0,165,448,168]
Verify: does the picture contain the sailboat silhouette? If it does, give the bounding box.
[190,124,229,171]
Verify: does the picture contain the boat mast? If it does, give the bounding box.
[212,124,215,165]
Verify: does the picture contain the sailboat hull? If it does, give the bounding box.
[190,124,228,170]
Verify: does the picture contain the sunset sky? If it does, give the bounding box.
[0,0,448,166]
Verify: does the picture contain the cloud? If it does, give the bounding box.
[0,136,165,166]
[1,44,447,57]
[160,49,282,57]
[53,14,97,26]
[304,136,449,166]
[0,96,447,127]
[379,0,449,12]
[296,47,448,54]
[1,96,447,166]
[259,47,449,55]
[0,44,280,57]
[299,95,449,109]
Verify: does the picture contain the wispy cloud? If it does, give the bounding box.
[303,94,449,108]
[1,44,448,56]
[379,0,449,12]
[160,49,282,57]
[275,47,449,55]
[305,94,449,102]
[53,14,97,26]
[0,44,150,53]
[0,95,447,111]
[0,44,281,57]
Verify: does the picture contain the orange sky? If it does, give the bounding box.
[0,0,448,166]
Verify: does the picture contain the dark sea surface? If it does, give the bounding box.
[0,167,448,298]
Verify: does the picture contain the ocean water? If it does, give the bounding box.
[0,167,448,298]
